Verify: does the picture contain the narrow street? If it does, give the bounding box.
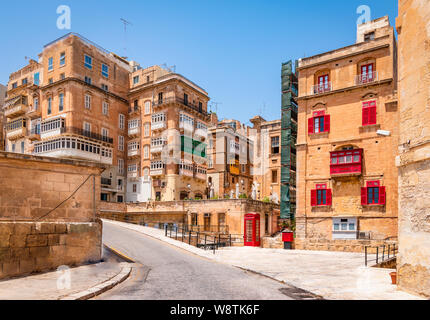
[96,222,295,300]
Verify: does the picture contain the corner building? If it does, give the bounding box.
[295,17,399,251]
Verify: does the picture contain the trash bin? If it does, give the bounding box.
[282,231,294,250]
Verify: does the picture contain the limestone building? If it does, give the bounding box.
[0,84,6,150]
[127,65,210,202]
[396,0,430,298]
[250,116,283,204]
[295,17,399,250]
[207,118,254,199]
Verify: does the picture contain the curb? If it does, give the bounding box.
[59,265,132,300]
[103,244,135,263]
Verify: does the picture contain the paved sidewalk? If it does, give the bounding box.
[0,249,129,300]
[102,219,423,300]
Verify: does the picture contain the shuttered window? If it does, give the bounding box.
[308,111,330,134]
[311,184,332,207]
[361,181,386,206]
[362,101,377,126]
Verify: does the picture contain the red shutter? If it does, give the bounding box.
[369,106,377,125]
[308,118,314,134]
[361,187,368,205]
[311,190,317,207]
[324,115,330,133]
[362,107,369,126]
[326,189,332,206]
[379,186,386,205]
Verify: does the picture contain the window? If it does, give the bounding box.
[59,93,64,112]
[84,76,92,85]
[60,52,66,66]
[47,97,52,115]
[314,74,330,94]
[118,135,124,151]
[102,64,109,78]
[119,114,125,130]
[362,181,386,206]
[101,128,109,141]
[144,101,151,115]
[85,95,91,109]
[84,55,93,69]
[48,57,53,71]
[102,102,109,115]
[144,123,150,137]
[133,184,137,193]
[117,195,124,203]
[308,111,330,134]
[48,78,53,84]
[60,73,65,80]
[12,144,16,152]
[101,194,108,201]
[21,141,25,153]
[83,122,91,134]
[198,102,203,113]
[362,101,377,126]
[133,76,139,84]
[271,136,280,154]
[101,84,108,91]
[158,92,163,104]
[360,63,375,83]
[364,32,375,41]
[118,159,124,175]
[22,78,28,85]
[12,82,17,89]
[272,170,278,184]
[184,93,188,105]
[34,97,39,110]
[34,73,40,86]
[311,184,332,207]
[144,145,149,159]
[179,113,194,129]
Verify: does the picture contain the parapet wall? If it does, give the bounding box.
[0,152,104,279]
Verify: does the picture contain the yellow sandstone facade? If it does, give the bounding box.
[295,17,399,251]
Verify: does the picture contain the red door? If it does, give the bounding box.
[244,213,261,247]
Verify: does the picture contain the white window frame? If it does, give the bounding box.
[85,94,91,110]
[118,158,124,175]
[144,101,151,115]
[102,101,109,115]
[119,114,125,130]
[144,145,149,159]
[144,123,150,137]
[118,135,124,151]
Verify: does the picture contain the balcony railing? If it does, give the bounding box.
[60,127,114,144]
[27,105,41,118]
[230,142,240,154]
[355,71,378,85]
[101,178,112,186]
[311,82,332,95]
[128,126,140,137]
[153,96,209,117]
[128,148,140,158]
[4,96,28,118]
[128,105,140,114]
[151,122,167,131]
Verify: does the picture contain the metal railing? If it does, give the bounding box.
[153,96,209,117]
[60,127,114,144]
[365,244,398,267]
[179,224,229,234]
[355,71,378,85]
[164,224,233,254]
[311,82,332,95]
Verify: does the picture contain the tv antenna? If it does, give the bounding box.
[120,18,133,58]
[161,63,177,73]
[210,102,222,114]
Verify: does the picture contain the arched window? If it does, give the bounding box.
[144,101,151,115]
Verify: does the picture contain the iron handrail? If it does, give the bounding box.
[364,244,398,267]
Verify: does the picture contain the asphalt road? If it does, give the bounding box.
[95,222,294,300]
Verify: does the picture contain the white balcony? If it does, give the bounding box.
[5,104,28,118]
[151,122,166,131]
[230,141,240,155]
[127,171,138,179]
[355,71,379,85]
[311,82,332,95]
[180,122,194,133]
[33,136,113,165]
[179,168,194,178]
[128,149,140,158]
[194,128,207,139]
[194,167,207,180]
[150,169,165,176]
[40,118,65,140]
[6,127,26,140]
[128,126,140,137]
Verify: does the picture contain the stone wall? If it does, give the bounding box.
[0,152,104,280]
[396,0,430,298]
[0,221,102,280]
[295,238,395,254]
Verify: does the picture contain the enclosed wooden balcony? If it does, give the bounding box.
[330,149,363,176]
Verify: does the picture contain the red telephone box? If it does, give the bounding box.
[244,213,261,247]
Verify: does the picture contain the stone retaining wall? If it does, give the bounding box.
[0,221,102,280]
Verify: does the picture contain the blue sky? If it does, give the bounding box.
[0,0,397,125]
